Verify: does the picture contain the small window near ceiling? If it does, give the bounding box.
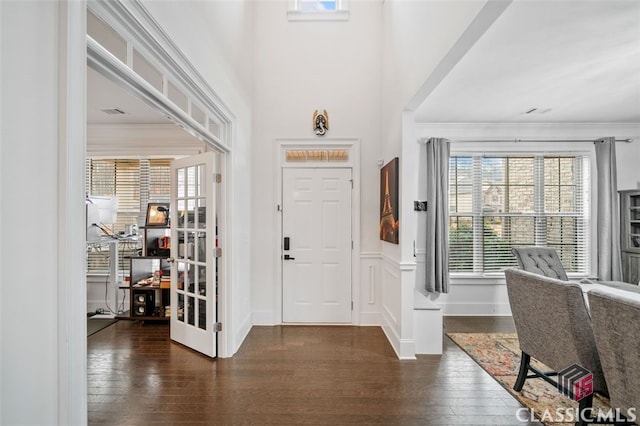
[300,0,337,11]
[87,10,127,63]
[208,120,222,139]
[132,49,163,92]
[168,81,188,113]
[288,0,349,21]
[191,103,206,129]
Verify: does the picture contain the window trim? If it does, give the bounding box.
[448,150,592,277]
[287,0,349,21]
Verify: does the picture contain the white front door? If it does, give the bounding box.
[170,152,217,357]
[282,167,352,323]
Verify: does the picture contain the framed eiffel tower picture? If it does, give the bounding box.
[380,157,399,244]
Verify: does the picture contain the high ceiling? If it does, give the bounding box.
[414,0,640,123]
[88,1,640,126]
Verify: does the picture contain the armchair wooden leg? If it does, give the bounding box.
[514,351,530,392]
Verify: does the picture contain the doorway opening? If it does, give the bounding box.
[85,1,233,357]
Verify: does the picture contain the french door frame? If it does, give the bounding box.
[86,0,234,353]
[59,1,234,422]
[275,139,361,325]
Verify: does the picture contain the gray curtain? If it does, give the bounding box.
[425,138,450,293]
[595,137,623,281]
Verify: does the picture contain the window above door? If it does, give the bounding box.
[288,0,349,21]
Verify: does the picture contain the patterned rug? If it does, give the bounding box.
[447,333,612,426]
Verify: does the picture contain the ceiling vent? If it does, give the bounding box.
[101,108,126,115]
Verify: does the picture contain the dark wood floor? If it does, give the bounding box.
[88,317,536,425]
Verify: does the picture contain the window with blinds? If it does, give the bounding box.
[86,158,172,273]
[449,154,590,274]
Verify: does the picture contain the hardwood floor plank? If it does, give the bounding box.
[88,318,528,425]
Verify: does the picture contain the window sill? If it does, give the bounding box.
[450,272,592,285]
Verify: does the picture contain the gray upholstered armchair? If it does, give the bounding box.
[512,246,640,294]
[588,289,640,423]
[511,246,569,280]
[504,268,608,417]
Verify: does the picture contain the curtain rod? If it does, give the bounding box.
[419,138,633,144]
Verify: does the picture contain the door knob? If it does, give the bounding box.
[284,254,295,260]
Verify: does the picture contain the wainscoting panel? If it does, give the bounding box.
[381,258,401,356]
[359,252,382,325]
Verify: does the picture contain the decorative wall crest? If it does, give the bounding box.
[313,109,329,136]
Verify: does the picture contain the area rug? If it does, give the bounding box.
[447,333,612,426]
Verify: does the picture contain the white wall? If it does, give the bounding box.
[379,1,486,357]
[381,1,485,157]
[617,136,640,191]
[141,1,255,353]
[250,1,384,325]
[1,2,61,424]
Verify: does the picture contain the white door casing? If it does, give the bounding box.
[282,167,352,323]
[171,152,217,357]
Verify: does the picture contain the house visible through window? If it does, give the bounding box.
[86,158,172,273]
[449,154,590,275]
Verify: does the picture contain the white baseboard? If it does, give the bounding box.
[233,314,253,355]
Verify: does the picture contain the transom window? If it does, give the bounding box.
[449,154,590,274]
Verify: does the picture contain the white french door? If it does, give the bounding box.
[170,152,217,357]
[282,167,352,323]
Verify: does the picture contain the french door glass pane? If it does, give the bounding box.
[198,299,207,330]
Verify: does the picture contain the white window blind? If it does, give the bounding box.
[86,158,172,273]
[449,154,590,274]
